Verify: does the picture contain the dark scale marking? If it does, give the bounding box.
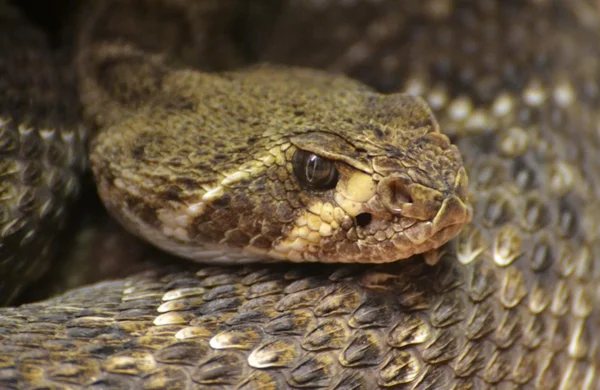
[163,98,196,111]
[176,177,200,191]
[212,193,231,208]
[163,186,181,201]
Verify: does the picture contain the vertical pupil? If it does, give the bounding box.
[306,155,320,182]
[292,150,338,190]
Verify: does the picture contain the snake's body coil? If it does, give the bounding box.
[0,1,599,389]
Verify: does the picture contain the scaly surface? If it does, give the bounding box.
[78,0,470,265]
[1,0,599,389]
[0,3,84,305]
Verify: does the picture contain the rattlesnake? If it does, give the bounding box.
[0,0,599,389]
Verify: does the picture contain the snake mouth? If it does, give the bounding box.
[353,165,472,261]
[267,188,471,264]
[340,165,472,262]
[350,193,472,261]
[273,165,473,264]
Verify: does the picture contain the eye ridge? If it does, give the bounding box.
[292,149,339,191]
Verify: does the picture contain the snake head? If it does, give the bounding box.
[90,67,471,264]
[275,91,472,263]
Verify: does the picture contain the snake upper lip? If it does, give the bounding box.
[398,195,471,246]
[378,166,470,223]
[432,194,472,231]
[356,193,471,248]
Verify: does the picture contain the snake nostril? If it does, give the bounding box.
[391,179,413,205]
[356,213,372,227]
[378,176,414,214]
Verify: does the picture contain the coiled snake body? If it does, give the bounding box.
[1,1,599,389]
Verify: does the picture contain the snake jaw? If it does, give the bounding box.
[309,149,472,263]
[265,159,471,264]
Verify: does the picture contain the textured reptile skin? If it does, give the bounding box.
[1,0,600,389]
[0,2,84,305]
[78,1,470,266]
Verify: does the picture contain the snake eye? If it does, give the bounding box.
[292,150,339,191]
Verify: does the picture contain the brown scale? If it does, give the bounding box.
[1,0,600,389]
[0,3,84,305]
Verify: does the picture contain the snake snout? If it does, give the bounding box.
[378,176,440,221]
[377,171,472,234]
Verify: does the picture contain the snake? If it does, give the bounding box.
[0,0,599,389]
